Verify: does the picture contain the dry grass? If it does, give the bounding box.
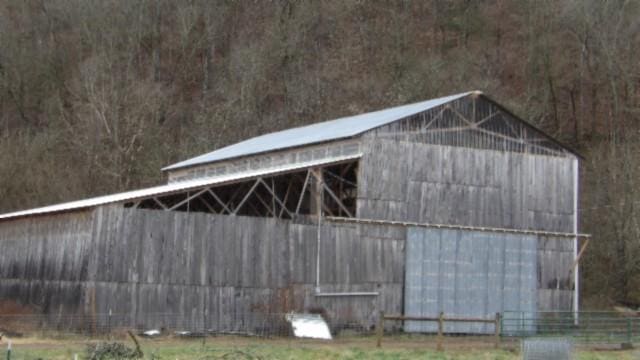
[1,335,638,360]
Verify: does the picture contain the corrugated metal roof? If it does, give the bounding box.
[0,154,361,221]
[162,92,473,171]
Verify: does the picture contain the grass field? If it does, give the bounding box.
[2,335,638,359]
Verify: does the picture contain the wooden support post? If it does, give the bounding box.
[569,237,590,274]
[437,311,444,351]
[625,318,632,348]
[376,311,384,348]
[90,286,97,336]
[310,168,323,217]
[494,312,501,349]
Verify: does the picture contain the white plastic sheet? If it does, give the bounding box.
[285,313,332,340]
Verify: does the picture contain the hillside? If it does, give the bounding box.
[1,1,639,306]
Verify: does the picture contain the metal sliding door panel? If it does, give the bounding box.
[404,226,424,332]
[404,227,538,334]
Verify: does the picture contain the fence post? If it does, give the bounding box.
[494,312,501,349]
[6,340,11,360]
[108,309,112,337]
[437,312,444,351]
[376,311,384,348]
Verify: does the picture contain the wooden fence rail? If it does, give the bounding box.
[375,311,502,350]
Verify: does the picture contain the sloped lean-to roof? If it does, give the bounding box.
[0,154,360,221]
[162,92,473,171]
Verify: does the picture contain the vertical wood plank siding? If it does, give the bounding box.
[0,207,404,330]
[358,139,575,233]
[0,211,95,324]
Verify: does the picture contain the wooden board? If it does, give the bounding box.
[0,207,405,331]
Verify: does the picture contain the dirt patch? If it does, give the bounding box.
[0,300,43,337]
[0,300,38,315]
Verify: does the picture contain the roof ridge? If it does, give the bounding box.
[163,91,473,171]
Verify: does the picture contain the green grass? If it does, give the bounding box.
[3,337,639,360]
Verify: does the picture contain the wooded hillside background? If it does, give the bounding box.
[1,0,639,308]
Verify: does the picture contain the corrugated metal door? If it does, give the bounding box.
[404,228,537,333]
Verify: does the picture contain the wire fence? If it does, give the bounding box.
[502,311,640,346]
[0,311,376,339]
[3,311,640,341]
[0,312,513,359]
[1,310,639,356]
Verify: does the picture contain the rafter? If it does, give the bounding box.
[207,189,232,214]
[295,170,311,215]
[168,188,208,211]
[253,189,277,217]
[153,198,168,210]
[325,169,357,187]
[278,177,295,218]
[197,194,218,213]
[422,106,450,130]
[258,178,293,218]
[322,183,353,218]
[232,179,261,215]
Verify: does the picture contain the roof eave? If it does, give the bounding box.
[161,135,360,173]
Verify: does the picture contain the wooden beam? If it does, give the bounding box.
[246,200,263,217]
[153,197,168,210]
[253,189,277,217]
[421,106,449,131]
[322,183,353,218]
[232,179,261,215]
[310,168,323,217]
[207,189,232,214]
[257,179,293,219]
[569,237,590,275]
[322,202,335,217]
[197,194,218,214]
[295,171,311,215]
[325,169,356,187]
[224,183,248,209]
[326,216,592,238]
[473,109,498,127]
[448,105,475,126]
[278,177,295,218]
[168,188,208,211]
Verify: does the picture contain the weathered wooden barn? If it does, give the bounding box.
[0,91,583,333]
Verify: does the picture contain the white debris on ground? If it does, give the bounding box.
[141,329,161,337]
[285,313,332,340]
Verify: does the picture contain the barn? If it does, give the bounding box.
[0,91,583,334]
